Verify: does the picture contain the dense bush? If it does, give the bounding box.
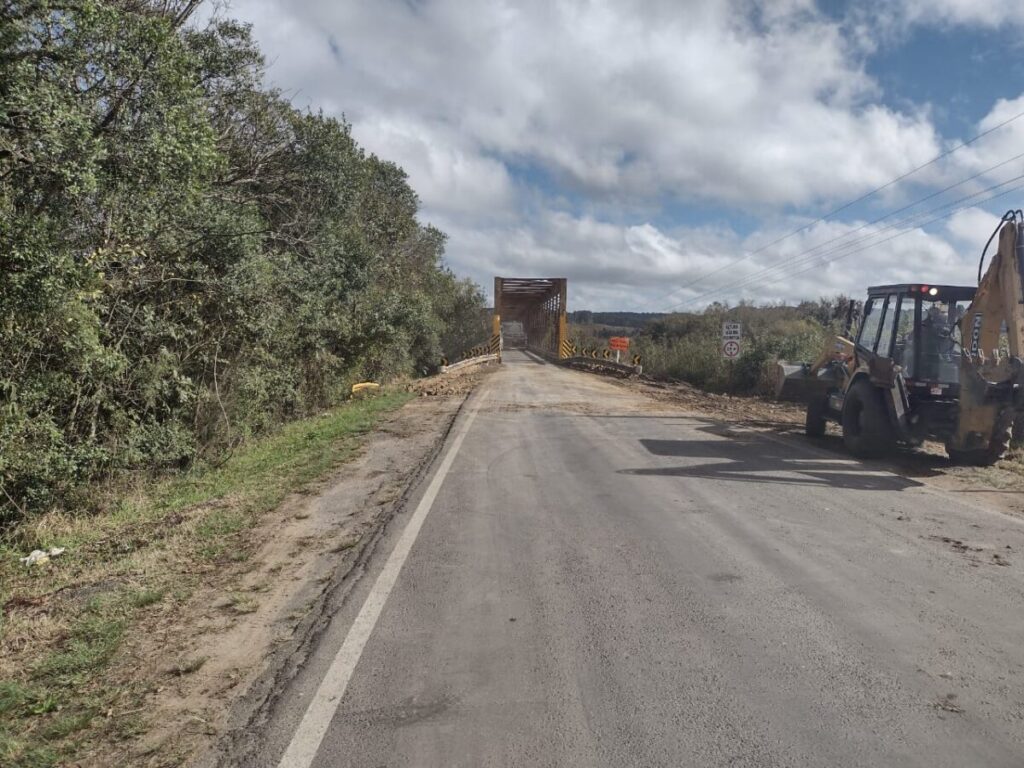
[0,1,486,524]
[572,299,855,395]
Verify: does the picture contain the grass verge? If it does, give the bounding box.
[0,391,412,767]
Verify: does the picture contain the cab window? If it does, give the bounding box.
[892,296,917,375]
[917,298,966,383]
[876,293,899,357]
[857,298,882,351]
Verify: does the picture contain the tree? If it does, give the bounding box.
[0,1,485,524]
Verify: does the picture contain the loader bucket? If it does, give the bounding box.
[774,362,811,402]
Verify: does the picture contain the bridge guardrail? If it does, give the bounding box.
[560,356,642,376]
[440,353,499,373]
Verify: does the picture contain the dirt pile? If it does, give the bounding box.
[407,362,497,397]
[631,378,806,430]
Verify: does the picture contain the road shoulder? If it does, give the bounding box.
[0,367,495,768]
[136,394,469,766]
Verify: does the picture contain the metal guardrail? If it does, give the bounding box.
[561,356,642,376]
[440,353,499,373]
[440,348,642,377]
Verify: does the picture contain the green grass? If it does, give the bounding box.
[129,588,166,609]
[34,600,128,685]
[152,391,412,519]
[0,390,413,767]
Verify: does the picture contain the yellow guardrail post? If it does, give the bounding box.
[491,314,502,362]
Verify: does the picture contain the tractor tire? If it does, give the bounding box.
[841,379,895,458]
[805,398,827,438]
[947,409,1013,466]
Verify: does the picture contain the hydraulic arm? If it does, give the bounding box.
[949,210,1024,462]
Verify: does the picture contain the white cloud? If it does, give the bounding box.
[941,96,1024,181]
[898,0,1023,29]
[434,208,992,313]
[360,117,517,221]
[946,207,1001,248]
[230,0,942,212]
[224,0,1024,309]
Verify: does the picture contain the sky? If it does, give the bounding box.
[223,0,1024,311]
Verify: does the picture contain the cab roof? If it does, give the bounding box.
[866,283,975,301]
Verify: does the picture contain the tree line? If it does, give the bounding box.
[571,297,858,394]
[0,1,487,524]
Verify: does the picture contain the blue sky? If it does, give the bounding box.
[228,0,1024,311]
[869,23,1024,134]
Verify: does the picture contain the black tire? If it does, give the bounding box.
[805,398,827,437]
[841,379,895,458]
[947,409,1013,466]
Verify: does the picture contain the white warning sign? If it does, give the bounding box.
[722,322,742,359]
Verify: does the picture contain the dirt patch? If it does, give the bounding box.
[100,395,468,766]
[625,378,807,429]
[928,534,984,554]
[406,361,497,397]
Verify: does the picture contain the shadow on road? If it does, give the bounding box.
[619,435,923,492]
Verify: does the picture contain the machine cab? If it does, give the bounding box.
[857,284,976,391]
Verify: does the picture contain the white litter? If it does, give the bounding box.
[20,547,66,566]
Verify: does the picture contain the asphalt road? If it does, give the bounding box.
[237,350,1024,767]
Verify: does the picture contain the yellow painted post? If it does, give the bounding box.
[557,278,569,359]
[492,312,502,362]
[493,276,503,363]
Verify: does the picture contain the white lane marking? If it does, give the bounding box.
[277,392,486,768]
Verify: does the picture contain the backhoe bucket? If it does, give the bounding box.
[774,362,813,403]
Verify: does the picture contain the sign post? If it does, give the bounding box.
[609,336,630,364]
[721,322,742,360]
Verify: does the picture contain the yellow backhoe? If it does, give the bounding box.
[776,209,1024,465]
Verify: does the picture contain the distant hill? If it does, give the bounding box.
[568,311,666,328]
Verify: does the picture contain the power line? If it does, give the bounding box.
[735,151,1024,271]
[650,106,1024,308]
[670,174,1024,309]
[669,175,1024,309]
[768,182,1024,288]
[670,166,1024,308]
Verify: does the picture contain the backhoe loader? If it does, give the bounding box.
[776,209,1024,465]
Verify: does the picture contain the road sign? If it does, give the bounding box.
[722,321,742,359]
[609,336,630,351]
